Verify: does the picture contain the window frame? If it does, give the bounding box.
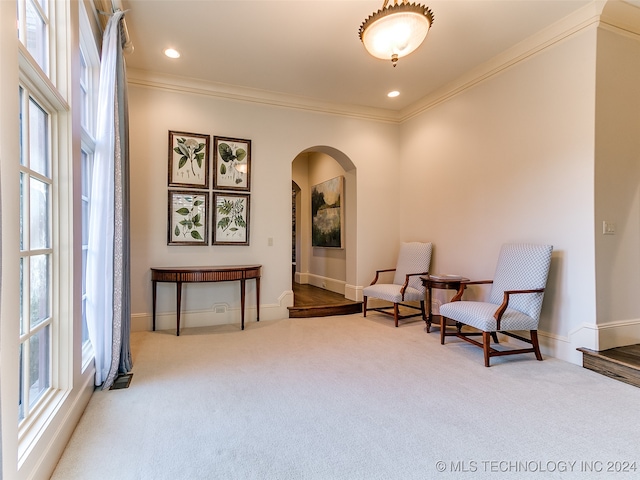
[18,85,55,425]
[17,0,51,76]
[16,0,75,464]
[78,0,100,369]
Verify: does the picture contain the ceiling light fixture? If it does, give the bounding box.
[387,90,400,98]
[358,0,434,67]
[164,48,181,59]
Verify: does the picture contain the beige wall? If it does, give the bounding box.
[128,82,398,331]
[292,153,310,276]
[400,25,599,363]
[128,17,640,364]
[594,26,640,347]
[308,152,347,286]
[122,5,640,363]
[2,3,640,480]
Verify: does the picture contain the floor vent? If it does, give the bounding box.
[110,373,133,390]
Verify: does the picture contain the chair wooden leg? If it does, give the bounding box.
[394,303,399,327]
[483,332,491,367]
[531,330,543,361]
[440,316,447,344]
[491,332,499,343]
[363,296,368,317]
[420,300,426,322]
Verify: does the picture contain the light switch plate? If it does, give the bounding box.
[603,221,616,235]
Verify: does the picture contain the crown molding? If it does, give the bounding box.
[398,1,607,123]
[126,1,636,126]
[600,0,640,37]
[126,69,401,124]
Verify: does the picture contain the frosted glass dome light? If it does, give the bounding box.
[359,1,434,67]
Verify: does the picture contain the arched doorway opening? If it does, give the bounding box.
[291,146,358,304]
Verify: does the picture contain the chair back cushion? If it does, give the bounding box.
[393,242,433,292]
[488,244,553,321]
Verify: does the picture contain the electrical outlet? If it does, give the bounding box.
[603,221,616,235]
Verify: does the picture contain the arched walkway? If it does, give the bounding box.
[291,146,358,301]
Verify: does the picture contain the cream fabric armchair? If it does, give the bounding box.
[363,242,432,327]
[439,243,553,366]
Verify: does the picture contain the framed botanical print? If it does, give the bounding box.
[168,130,210,189]
[168,191,209,245]
[213,193,250,245]
[213,136,251,191]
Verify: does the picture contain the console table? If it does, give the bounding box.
[151,265,261,336]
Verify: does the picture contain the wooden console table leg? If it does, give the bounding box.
[176,281,182,336]
[152,280,157,331]
[256,277,260,322]
[426,285,433,332]
[240,278,246,330]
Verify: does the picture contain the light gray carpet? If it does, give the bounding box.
[52,314,640,479]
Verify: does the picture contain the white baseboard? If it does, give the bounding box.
[345,283,362,302]
[294,273,345,295]
[132,290,294,332]
[133,296,640,368]
[595,318,640,350]
[539,317,640,366]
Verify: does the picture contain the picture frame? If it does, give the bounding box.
[311,176,344,248]
[213,136,251,191]
[168,190,209,246]
[213,192,250,245]
[168,130,210,189]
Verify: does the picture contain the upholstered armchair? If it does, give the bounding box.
[439,244,553,366]
[363,242,432,327]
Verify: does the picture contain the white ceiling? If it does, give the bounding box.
[121,0,595,113]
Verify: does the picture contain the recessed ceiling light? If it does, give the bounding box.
[387,90,400,98]
[164,48,180,59]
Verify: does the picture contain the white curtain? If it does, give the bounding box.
[86,10,132,389]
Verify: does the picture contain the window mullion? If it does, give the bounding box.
[28,0,48,23]
[17,0,27,45]
[20,336,30,421]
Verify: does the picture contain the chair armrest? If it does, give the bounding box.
[493,288,545,329]
[400,271,430,299]
[369,268,396,286]
[450,280,493,302]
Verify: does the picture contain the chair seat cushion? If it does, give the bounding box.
[439,301,538,331]
[363,284,424,303]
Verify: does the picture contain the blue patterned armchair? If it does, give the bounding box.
[439,244,553,366]
[363,242,432,327]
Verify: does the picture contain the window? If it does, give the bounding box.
[81,148,92,348]
[16,0,67,434]
[18,0,50,74]
[9,1,99,476]
[79,6,100,362]
[18,88,53,422]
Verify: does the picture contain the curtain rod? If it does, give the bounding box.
[111,0,133,54]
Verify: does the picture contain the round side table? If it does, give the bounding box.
[420,274,469,333]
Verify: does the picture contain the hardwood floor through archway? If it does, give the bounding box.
[288,283,362,318]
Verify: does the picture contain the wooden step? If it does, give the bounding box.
[288,302,362,318]
[577,344,640,388]
[289,282,362,318]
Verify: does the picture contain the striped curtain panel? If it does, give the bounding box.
[86,10,132,390]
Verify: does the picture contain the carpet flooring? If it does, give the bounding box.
[51,314,640,479]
